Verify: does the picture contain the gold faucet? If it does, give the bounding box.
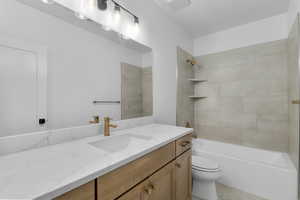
[89,116,100,124]
[104,117,118,136]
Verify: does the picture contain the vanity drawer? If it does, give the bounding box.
[54,181,95,200]
[97,142,176,200]
[117,161,176,200]
[175,134,192,156]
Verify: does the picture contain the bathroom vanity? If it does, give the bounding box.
[55,133,192,200]
[0,124,192,200]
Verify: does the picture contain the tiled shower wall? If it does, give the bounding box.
[287,16,300,167]
[121,63,153,119]
[121,63,143,119]
[176,47,195,128]
[142,67,153,117]
[194,40,289,152]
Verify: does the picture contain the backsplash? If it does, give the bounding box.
[0,116,155,156]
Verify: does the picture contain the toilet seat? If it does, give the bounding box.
[192,165,220,172]
[192,156,220,172]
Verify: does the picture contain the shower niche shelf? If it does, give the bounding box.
[188,79,207,83]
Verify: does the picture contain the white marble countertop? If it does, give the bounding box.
[0,124,193,200]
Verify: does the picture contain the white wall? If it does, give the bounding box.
[51,0,193,125]
[142,52,153,67]
[110,0,194,124]
[194,14,288,56]
[1,0,193,129]
[287,0,300,33]
[129,0,193,124]
[0,0,144,130]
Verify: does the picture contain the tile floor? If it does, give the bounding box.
[216,183,267,200]
[193,183,267,200]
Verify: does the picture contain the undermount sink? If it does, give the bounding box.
[89,134,152,153]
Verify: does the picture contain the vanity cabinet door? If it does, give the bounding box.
[175,150,192,200]
[98,142,175,200]
[117,180,147,200]
[145,161,176,200]
[118,161,176,200]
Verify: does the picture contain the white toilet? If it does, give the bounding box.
[192,155,221,200]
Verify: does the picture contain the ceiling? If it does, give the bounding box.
[155,0,290,38]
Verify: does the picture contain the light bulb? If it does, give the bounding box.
[131,16,139,38]
[119,34,130,40]
[128,21,139,39]
[75,12,88,20]
[133,21,140,35]
[41,0,54,4]
[111,3,121,29]
[113,10,121,24]
[102,25,111,31]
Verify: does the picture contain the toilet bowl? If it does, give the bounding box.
[192,155,221,200]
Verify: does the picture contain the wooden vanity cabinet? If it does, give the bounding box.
[55,133,192,200]
[54,181,95,200]
[145,161,176,200]
[118,161,176,200]
[175,150,192,200]
[116,179,147,200]
[175,134,192,156]
[117,149,191,200]
[115,134,192,200]
[97,143,175,200]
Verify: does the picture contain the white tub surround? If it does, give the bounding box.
[0,124,192,200]
[192,139,297,200]
[0,116,155,156]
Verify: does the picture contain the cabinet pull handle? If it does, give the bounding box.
[175,163,181,168]
[144,188,152,195]
[149,183,155,190]
[180,141,191,147]
[144,184,154,195]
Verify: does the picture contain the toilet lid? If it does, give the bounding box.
[192,156,219,171]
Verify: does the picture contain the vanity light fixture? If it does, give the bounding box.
[133,15,140,33]
[113,3,121,22]
[98,0,108,10]
[134,16,139,24]
[97,0,140,38]
[114,3,121,13]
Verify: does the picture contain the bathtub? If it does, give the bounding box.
[192,139,298,200]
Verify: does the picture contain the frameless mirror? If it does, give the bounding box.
[0,0,153,138]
